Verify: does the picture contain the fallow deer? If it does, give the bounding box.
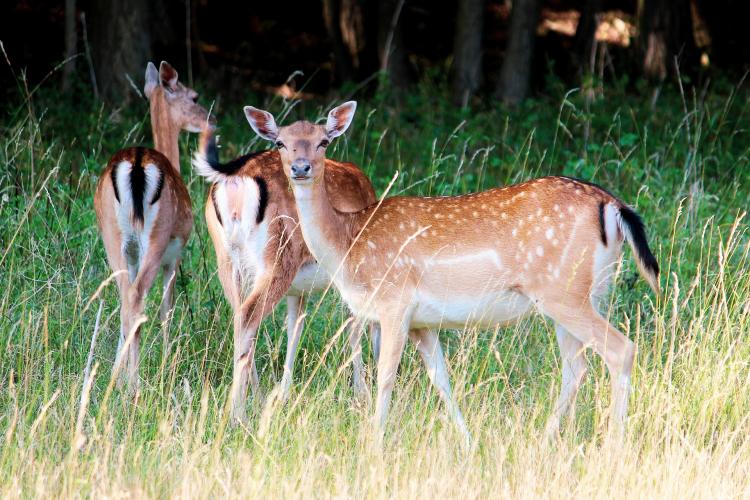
[193,121,378,422]
[94,61,211,392]
[237,101,660,443]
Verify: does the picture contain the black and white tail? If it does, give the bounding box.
[617,204,660,294]
[193,127,259,183]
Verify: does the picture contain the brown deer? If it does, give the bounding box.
[94,61,211,393]
[239,101,660,443]
[193,121,379,422]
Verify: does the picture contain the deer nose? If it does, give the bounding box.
[291,159,312,178]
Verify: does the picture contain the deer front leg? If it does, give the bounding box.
[369,321,381,364]
[373,303,413,441]
[348,317,369,404]
[276,294,306,402]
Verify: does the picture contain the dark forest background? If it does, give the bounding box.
[2,0,748,110]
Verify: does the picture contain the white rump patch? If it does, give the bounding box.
[591,203,625,304]
[213,177,267,291]
[114,160,163,275]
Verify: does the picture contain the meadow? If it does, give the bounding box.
[1,75,749,497]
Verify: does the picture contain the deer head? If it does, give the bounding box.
[244,102,357,185]
[144,61,211,133]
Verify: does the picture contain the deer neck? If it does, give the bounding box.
[292,176,355,279]
[150,95,181,173]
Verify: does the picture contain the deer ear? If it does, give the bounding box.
[244,106,279,142]
[144,62,159,98]
[325,101,357,139]
[159,60,179,91]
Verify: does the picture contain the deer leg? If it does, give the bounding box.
[122,241,167,396]
[373,305,412,439]
[231,310,258,423]
[545,323,588,437]
[159,256,179,323]
[541,301,635,436]
[276,294,305,402]
[230,272,290,422]
[111,257,132,389]
[347,317,370,403]
[369,321,381,364]
[409,328,471,448]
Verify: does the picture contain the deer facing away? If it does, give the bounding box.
[240,101,660,443]
[94,61,211,392]
[193,120,379,422]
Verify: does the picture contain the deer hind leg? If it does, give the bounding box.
[119,236,140,380]
[104,237,132,389]
[277,294,306,401]
[541,301,635,435]
[230,272,289,423]
[409,328,471,448]
[159,254,180,323]
[545,323,588,437]
[230,309,259,424]
[159,239,182,323]
[121,236,170,396]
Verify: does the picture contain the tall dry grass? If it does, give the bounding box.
[0,74,748,497]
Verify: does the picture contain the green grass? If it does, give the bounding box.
[1,76,749,497]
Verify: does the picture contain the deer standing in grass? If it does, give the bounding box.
[240,101,660,442]
[94,61,211,393]
[193,120,379,422]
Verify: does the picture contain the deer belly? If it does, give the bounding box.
[289,262,332,296]
[412,289,532,329]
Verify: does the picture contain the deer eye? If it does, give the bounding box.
[276,141,286,150]
[318,139,330,149]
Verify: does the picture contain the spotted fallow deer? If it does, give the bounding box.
[239,101,660,443]
[193,122,379,422]
[94,61,211,392]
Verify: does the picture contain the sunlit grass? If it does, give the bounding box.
[0,77,748,497]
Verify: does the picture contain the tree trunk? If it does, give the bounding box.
[341,0,366,72]
[640,0,697,80]
[377,0,411,90]
[496,0,541,105]
[323,0,355,83]
[61,0,77,92]
[89,0,152,104]
[573,0,601,76]
[452,0,485,107]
